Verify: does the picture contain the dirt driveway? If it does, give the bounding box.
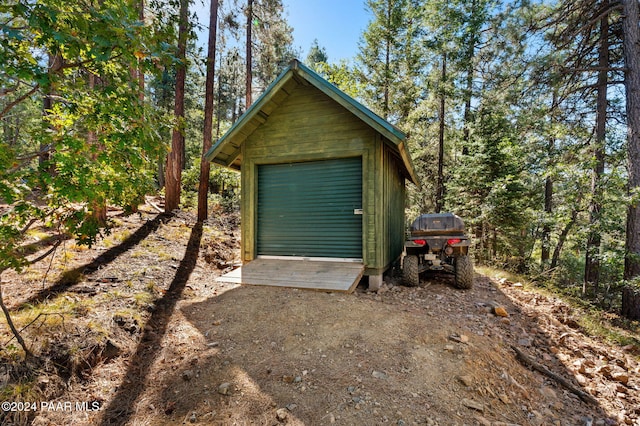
[2,210,636,425]
[137,276,634,426]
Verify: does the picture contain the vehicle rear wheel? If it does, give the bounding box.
[454,255,474,289]
[403,255,420,287]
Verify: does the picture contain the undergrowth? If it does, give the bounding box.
[477,265,640,350]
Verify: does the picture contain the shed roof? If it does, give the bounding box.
[204,59,419,186]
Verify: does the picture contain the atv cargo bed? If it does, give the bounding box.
[409,213,466,237]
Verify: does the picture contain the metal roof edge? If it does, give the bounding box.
[205,59,420,187]
[291,60,407,145]
[291,61,419,187]
[204,66,295,163]
[398,141,421,188]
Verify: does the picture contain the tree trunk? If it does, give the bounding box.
[542,92,558,267]
[474,223,484,265]
[41,58,53,169]
[216,53,223,139]
[157,157,165,189]
[435,52,446,213]
[461,0,478,156]
[197,0,219,222]
[551,209,578,270]
[622,0,640,279]
[138,0,145,102]
[622,286,640,320]
[383,0,391,119]
[245,0,253,108]
[88,73,107,225]
[128,1,144,214]
[0,277,32,358]
[492,226,497,260]
[165,0,189,213]
[541,174,553,265]
[40,53,62,175]
[584,10,609,295]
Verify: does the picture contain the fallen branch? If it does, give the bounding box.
[0,277,32,359]
[512,345,598,406]
[145,196,164,213]
[529,266,559,282]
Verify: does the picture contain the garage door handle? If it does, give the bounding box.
[354,209,363,215]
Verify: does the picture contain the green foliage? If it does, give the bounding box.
[0,0,173,271]
[352,0,630,311]
[312,61,363,100]
[357,0,423,122]
[251,0,297,91]
[306,39,328,66]
[181,159,239,211]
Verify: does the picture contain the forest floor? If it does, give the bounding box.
[1,204,640,425]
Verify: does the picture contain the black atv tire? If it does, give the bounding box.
[454,255,474,289]
[403,255,420,287]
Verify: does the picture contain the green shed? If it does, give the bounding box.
[205,60,419,291]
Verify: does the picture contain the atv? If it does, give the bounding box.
[402,213,473,289]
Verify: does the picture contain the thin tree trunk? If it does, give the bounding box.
[88,73,107,225]
[0,277,32,358]
[138,0,145,102]
[165,0,189,213]
[542,92,558,267]
[584,10,609,296]
[541,174,553,264]
[435,52,446,213]
[245,0,253,108]
[462,68,473,154]
[461,0,478,155]
[198,0,219,222]
[492,226,497,260]
[475,224,484,264]
[551,210,578,270]
[157,158,165,189]
[622,0,640,279]
[41,57,53,169]
[216,54,223,139]
[125,0,145,214]
[383,0,391,119]
[40,53,62,175]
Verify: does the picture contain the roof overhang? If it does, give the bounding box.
[205,59,420,187]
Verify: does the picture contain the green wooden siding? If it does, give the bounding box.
[383,143,407,267]
[257,158,362,258]
[240,82,408,274]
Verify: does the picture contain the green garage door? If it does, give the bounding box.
[257,157,363,259]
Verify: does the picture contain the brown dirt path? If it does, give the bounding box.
[1,210,637,425]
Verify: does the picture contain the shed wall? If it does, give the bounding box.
[240,83,405,274]
[382,142,407,271]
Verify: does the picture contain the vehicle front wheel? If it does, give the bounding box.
[403,255,420,287]
[454,255,474,289]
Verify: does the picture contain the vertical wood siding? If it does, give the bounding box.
[240,82,406,273]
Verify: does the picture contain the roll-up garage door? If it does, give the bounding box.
[257,157,363,259]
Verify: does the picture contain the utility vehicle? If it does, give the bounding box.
[402,213,473,289]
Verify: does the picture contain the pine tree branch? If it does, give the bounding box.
[571,1,624,39]
[562,66,626,73]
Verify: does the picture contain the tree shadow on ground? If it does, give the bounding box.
[12,213,172,311]
[157,275,617,425]
[98,222,203,426]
